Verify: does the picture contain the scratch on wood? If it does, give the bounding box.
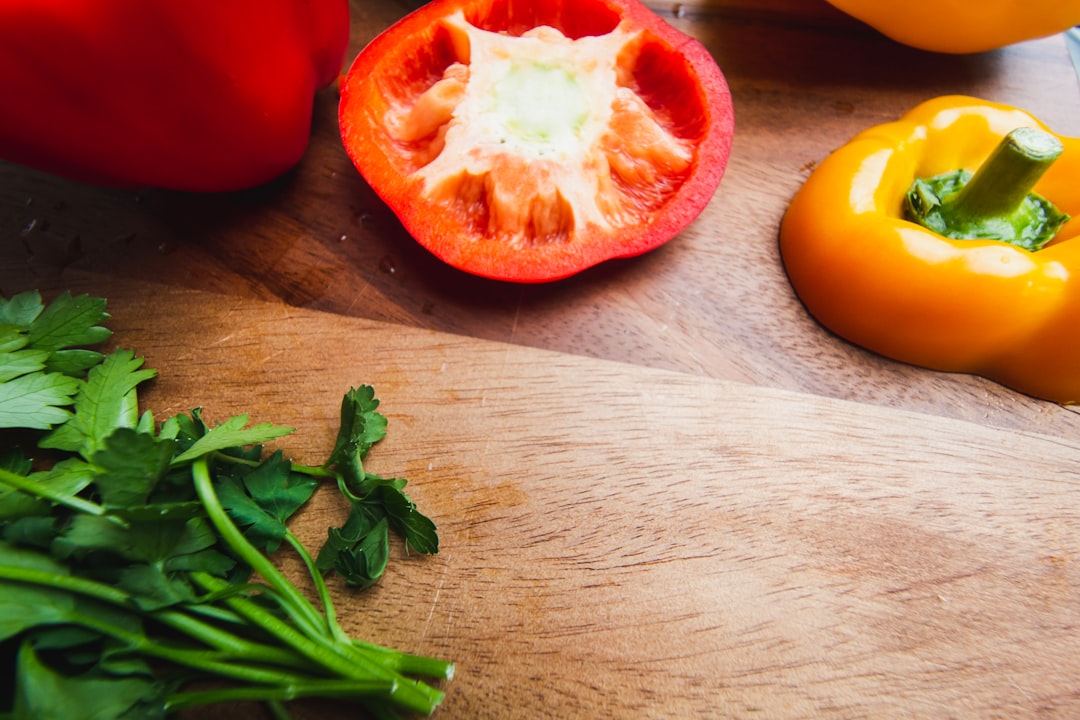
[418,560,449,648]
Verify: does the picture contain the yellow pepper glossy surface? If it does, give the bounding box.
[779,96,1080,403]
[825,0,1080,54]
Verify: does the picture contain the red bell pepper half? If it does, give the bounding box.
[0,0,350,191]
[339,0,734,283]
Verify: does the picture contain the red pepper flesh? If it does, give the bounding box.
[0,0,350,191]
[338,0,734,283]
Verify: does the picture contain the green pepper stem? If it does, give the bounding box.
[947,127,1063,220]
[904,126,1069,251]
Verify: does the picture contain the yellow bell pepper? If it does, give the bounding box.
[778,96,1080,404]
[825,0,1080,54]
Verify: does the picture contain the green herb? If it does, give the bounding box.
[0,290,451,719]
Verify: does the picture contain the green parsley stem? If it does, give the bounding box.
[0,564,129,604]
[291,462,338,479]
[0,466,106,516]
[0,565,310,671]
[163,677,395,713]
[2,564,443,712]
[187,577,324,640]
[283,529,351,644]
[178,601,250,627]
[207,452,334,480]
[349,639,456,680]
[191,572,445,715]
[67,610,325,687]
[191,456,328,636]
[202,448,347,643]
[280,531,453,680]
[155,608,314,671]
[207,451,260,468]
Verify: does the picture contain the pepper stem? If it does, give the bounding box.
[950,127,1062,218]
[904,127,1069,252]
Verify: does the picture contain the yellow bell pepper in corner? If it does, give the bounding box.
[779,96,1080,404]
[825,0,1080,54]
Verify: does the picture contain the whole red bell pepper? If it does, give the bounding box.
[0,0,350,191]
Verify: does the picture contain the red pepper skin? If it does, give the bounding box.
[0,0,350,191]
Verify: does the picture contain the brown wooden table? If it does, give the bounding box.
[2,2,1079,718]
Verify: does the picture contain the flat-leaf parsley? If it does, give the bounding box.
[0,290,451,719]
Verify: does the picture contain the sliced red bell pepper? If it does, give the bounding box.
[339,0,734,283]
[0,0,350,191]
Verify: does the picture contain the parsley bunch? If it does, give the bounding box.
[0,291,451,719]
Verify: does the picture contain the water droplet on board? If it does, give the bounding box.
[20,218,38,236]
[672,3,686,17]
[379,255,397,275]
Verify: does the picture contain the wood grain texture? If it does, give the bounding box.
[2,1,1080,442]
[39,278,1079,720]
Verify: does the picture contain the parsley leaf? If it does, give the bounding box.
[0,458,94,523]
[0,346,50,384]
[316,388,439,587]
[0,292,113,431]
[92,428,175,508]
[370,480,440,554]
[0,543,76,640]
[45,349,107,377]
[170,414,293,466]
[217,451,318,553]
[326,385,387,480]
[318,517,390,590]
[40,349,156,457]
[55,514,234,610]
[0,371,80,430]
[13,640,163,720]
[0,290,450,717]
[0,291,44,328]
[26,291,111,352]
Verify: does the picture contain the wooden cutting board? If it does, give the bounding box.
[33,277,1078,719]
[6,3,1080,442]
